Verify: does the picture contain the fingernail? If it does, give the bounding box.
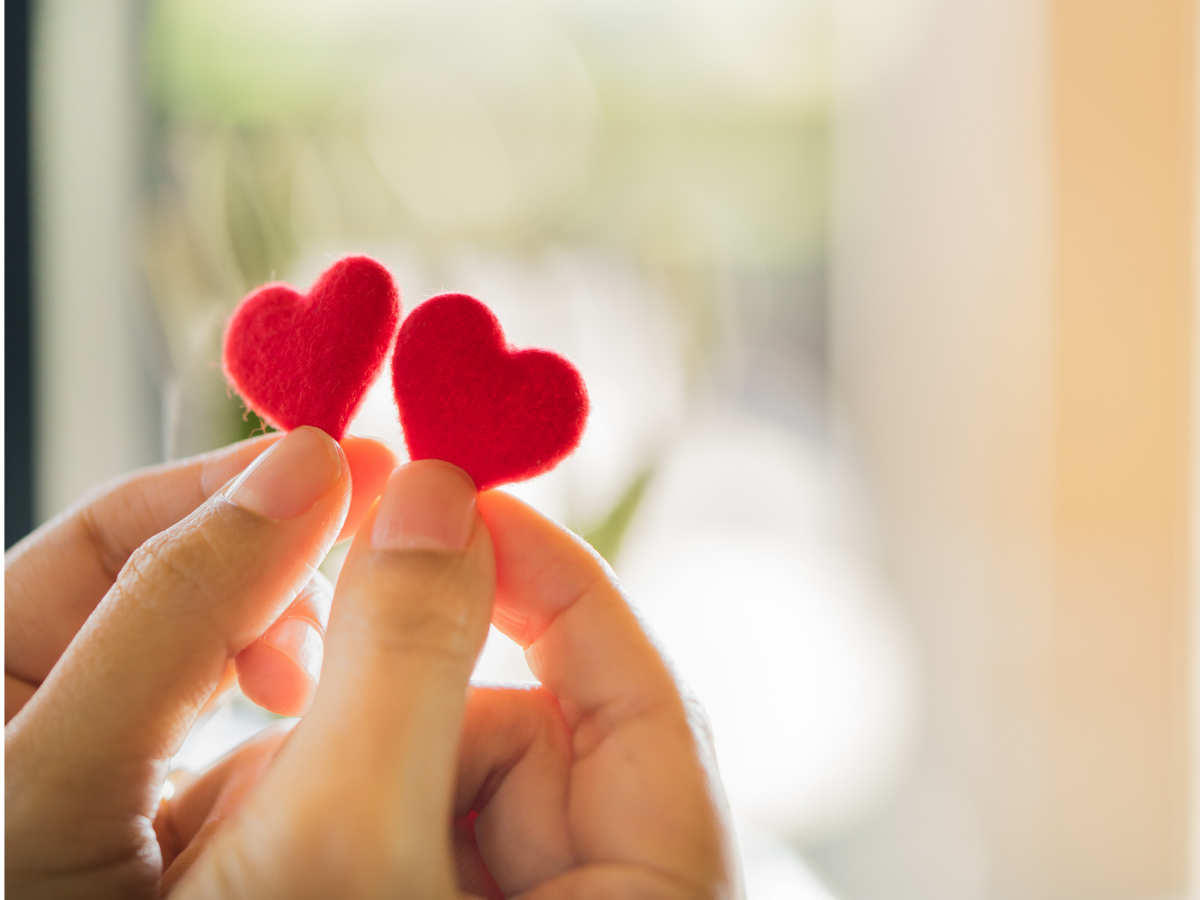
[226,427,342,519]
[371,460,477,551]
[262,617,324,683]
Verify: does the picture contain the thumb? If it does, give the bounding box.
[7,427,349,844]
[176,460,494,899]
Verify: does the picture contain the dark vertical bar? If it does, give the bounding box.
[6,0,35,547]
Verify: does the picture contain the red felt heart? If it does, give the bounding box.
[392,293,589,490]
[222,256,401,441]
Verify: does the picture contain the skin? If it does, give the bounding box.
[5,432,738,899]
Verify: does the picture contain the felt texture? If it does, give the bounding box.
[223,256,400,441]
[392,293,589,491]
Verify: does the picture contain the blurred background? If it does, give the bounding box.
[6,0,1197,898]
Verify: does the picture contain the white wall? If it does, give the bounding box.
[826,0,1053,897]
[34,0,161,520]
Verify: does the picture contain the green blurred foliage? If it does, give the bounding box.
[232,406,276,443]
[581,465,656,564]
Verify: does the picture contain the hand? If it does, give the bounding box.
[5,427,397,897]
[8,434,737,898]
[168,465,737,898]
[464,489,738,899]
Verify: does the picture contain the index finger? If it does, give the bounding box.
[477,492,677,744]
[475,490,732,890]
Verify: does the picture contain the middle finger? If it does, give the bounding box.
[454,684,575,897]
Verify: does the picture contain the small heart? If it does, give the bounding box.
[392,294,589,490]
[223,256,401,441]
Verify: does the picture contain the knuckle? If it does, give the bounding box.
[526,686,572,748]
[344,551,490,662]
[525,684,565,724]
[78,502,129,583]
[114,500,262,615]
